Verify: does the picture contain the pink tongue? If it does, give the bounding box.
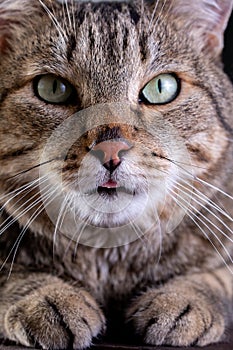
[101,180,118,188]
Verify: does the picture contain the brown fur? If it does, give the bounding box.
[0,0,233,348]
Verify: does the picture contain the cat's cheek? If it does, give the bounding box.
[186,127,229,177]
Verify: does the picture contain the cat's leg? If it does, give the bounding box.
[126,267,232,347]
[0,273,105,349]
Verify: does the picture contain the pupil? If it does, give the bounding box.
[157,79,162,94]
[53,80,58,94]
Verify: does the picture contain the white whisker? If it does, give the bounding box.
[170,187,233,244]
[0,174,52,222]
[53,190,73,258]
[72,218,91,261]
[71,0,77,39]
[7,187,60,278]
[169,181,233,238]
[196,177,233,201]
[39,0,67,46]
[170,194,233,275]
[65,0,73,32]
[148,0,161,31]
[175,180,233,222]
[1,185,59,277]
[0,177,42,208]
[0,178,56,236]
[167,158,233,205]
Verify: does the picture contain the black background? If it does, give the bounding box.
[224,10,233,82]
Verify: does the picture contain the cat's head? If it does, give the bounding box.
[0,0,233,247]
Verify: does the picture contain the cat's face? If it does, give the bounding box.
[0,0,233,247]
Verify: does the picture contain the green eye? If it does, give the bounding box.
[140,73,180,105]
[35,74,74,104]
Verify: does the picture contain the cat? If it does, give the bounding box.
[0,0,233,348]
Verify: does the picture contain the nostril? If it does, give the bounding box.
[118,149,128,158]
[90,139,133,172]
[90,149,105,163]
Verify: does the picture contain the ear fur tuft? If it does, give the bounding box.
[0,0,40,54]
[169,0,233,56]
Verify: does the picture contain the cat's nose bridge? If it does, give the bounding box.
[91,140,132,172]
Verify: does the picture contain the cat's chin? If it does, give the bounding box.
[61,190,159,248]
[43,185,161,247]
[72,188,149,228]
[40,164,171,245]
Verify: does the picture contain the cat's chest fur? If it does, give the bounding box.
[1,220,212,304]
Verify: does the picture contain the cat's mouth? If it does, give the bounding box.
[97,180,118,197]
[97,186,135,198]
[99,179,119,190]
[85,179,136,198]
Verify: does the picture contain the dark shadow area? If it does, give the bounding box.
[223,9,233,82]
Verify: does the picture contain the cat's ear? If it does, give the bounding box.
[169,0,233,57]
[0,0,39,54]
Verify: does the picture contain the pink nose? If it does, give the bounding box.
[91,139,132,172]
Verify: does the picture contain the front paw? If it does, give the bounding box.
[4,282,105,349]
[126,285,225,346]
